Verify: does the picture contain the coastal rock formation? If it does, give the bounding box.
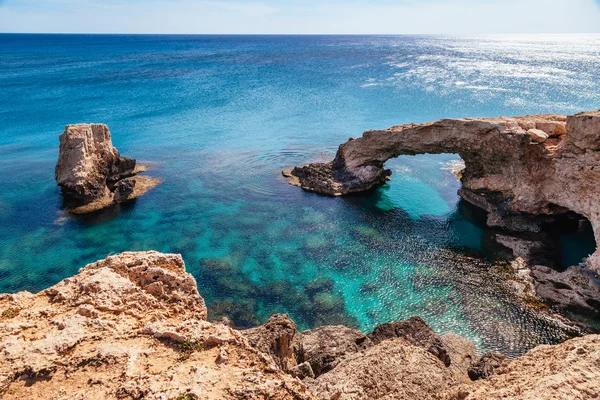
[444,335,600,400]
[1,251,599,400]
[283,111,600,274]
[467,352,508,381]
[310,338,458,400]
[243,314,302,373]
[441,333,480,382]
[55,124,161,214]
[368,316,451,366]
[300,325,371,376]
[0,252,312,399]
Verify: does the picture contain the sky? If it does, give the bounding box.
[1,0,599,34]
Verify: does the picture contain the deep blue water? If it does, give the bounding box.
[1,34,600,356]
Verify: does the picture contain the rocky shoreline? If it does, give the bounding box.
[55,124,161,214]
[284,111,600,324]
[1,251,598,399]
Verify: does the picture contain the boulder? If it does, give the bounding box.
[300,325,371,376]
[310,339,457,400]
[242,314,302,372]
[527,128,549,143]
[467,352,508,381]
[441,333,479,382]
[368,316,451,366]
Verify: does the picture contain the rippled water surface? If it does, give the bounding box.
[1,34,600,356]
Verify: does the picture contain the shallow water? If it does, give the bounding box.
[1,34,600,356]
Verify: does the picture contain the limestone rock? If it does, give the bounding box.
[290,361,315,380]
[2,251,600,399]
[368,316,451,366]
[310,338,457,400]
[300,325,371,376]
[243,314,302,372]
[0,252,313,400]
[467,352,508,381]
[530,265,600,317]
[284,111,600,277]
[113,177,136,203]
[527,128,549,143]
[444,335,600,400]
[442,333,479,382]
[55,124,161,213]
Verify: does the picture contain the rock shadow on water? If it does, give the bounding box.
[64,199,140,226]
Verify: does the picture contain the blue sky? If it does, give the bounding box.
[1,0,599,34]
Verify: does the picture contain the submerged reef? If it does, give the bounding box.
[55,123,161,214]
[284,111,600,320]
[0,251,598,399]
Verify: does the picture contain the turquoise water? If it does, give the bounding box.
[1,34,600,356]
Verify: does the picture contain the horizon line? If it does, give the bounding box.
[2,32,599,36]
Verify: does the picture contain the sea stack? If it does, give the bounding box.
[55,123,160,213]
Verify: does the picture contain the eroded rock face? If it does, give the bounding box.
[442,333,479,382]
[243,314,302,373]
[0,252,313,400]
[284,111,600,275]
[310,338,458,400]
[444,335,600,400]
[467,352,508,381]
[55,124,161,214]
[530,265,600,317]
[300,325,371,376]
[2,251,600,400]
[368,316,451,366]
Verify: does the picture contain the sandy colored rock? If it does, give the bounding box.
[55,124,161,213]
[2,251,600,400]
[284,111,600,277]
[310,338,458,400]
[243,314,302,373]
[442,333,479,382]
[0,252,313,400]
[444,335,600,400]
[528,128,549,143]
[368,316,451,366]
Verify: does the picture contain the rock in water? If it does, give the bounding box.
[283,111,600,275]
[55,124,134,203]
[55,124,161,213]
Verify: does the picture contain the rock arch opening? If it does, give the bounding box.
[284,111,600,275]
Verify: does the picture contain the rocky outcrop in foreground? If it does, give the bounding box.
[55,124,161,214]
[1,252,599,399]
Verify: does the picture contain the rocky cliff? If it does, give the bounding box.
[1,252,598,399]
[55,124,161,214]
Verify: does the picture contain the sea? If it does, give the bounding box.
[1,34,599,356]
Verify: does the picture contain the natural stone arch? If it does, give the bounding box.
[284,111,600,274]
